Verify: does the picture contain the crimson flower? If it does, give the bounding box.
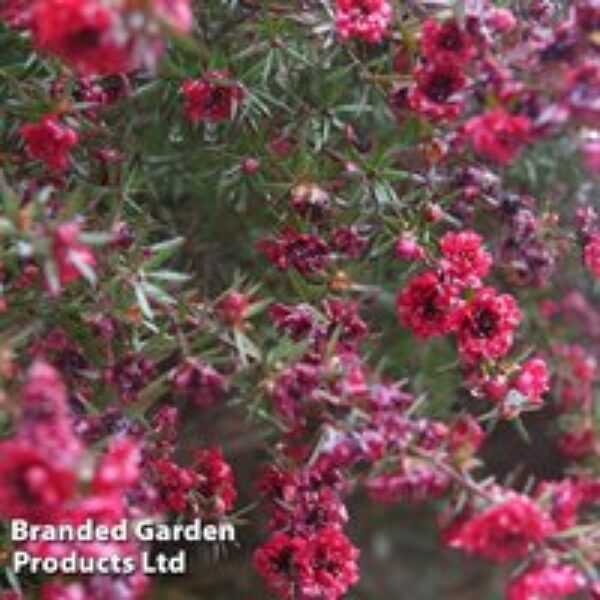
[439,230,492,287]
[299,528,359,600]
[464,109,531,165]
[0,440,75,522]
[182,71,244,123]
[32,0,132,75]
[396,270,457,338]
[258,228,330,275]
[193,447,236,516]
[93,436,140,495]
[453,287,521,363]
[446,495,552,561]
[20,114,78,171]
[506,563,584,600]
[408,60,466,121]
[420,18,475,65]
[335,0,392,43]
[511,357,549,405]
[253,532,308,600]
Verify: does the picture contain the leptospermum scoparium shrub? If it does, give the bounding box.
[0,0,598,598]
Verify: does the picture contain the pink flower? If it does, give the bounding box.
[51,221,97,288]
[446,495,552,561]
[258,228,330,275]
[453,287,521,363]
[335,0,392,43]
[507,563,584,600]
[269,303,316,340]
[300,528,359,600]
[215,291,251,326]
[512,357,549,404]
[366,461,449,503]
[584,233,600,278]
[557,427,595,459]
[439,230,492,287]
[465,109,531,165]
[396,270,457,338]
[487,8,517,33]
[447,414,484,455]
[154,0,192,33]
[182,71,244,123]
[93,436,140,494]
[420,19,475,65]
[0,440,75,522]
[170,358,227,407]
[254,533,308,600]
[20,361,82,465]
[32,0,132,75]
[149,448,236,517]
[193,447,237,516]
[20,114,78,171]
[395,235,425,260]
[408,60,466,121]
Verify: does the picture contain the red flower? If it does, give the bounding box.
[439,230,492,287]
[535,479,582,531]
[584,233,600,279]
[446,495,552,561]
[335,0,392,43]
[464,109,531,165]
[93,436,140,494]
[148,456,199,513]
[557,427,595,459]
[395,235,425,261]
[19,114,78,171]
[507,563,583,600]
[0,440,75,521]
[329,226,368,259]
[253,532,308,600]
[149,448,236,517]
[420,19,475,65]
[258,228,330,275]
[300,528,359,600]
[19,361,82,465]
[396,270,457,338]
[215,291,251,326]
[51,221,97,288]
[269,303,316,340]
[193,447,236,516]
[366,462,449,503]
[447,414,484,456]
[512,357,549,405]
[453,287,521,363]
[170,358,228,407]
[32,0,132,75]
[408,60,466,120]
[182,71,244,123]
